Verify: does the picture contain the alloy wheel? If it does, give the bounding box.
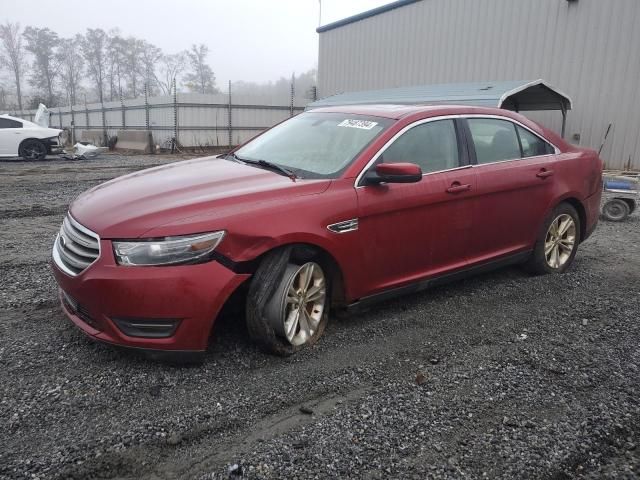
[22,141,46,160]
[267,262,326,346]
[544,214,576,269]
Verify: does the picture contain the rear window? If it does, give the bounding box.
[468,118,520,164]
[0,118,22,129]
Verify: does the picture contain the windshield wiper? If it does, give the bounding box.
[227,152,297,180]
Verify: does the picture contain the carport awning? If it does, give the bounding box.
[306,79,572,112]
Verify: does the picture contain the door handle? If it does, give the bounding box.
[536,169,554,179]
[446,182,471,194]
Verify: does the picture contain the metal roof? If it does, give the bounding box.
[306,80,572,112]
[317,0,422,33]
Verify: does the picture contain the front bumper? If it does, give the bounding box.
[51,238,250,352]
[44,136,63,154]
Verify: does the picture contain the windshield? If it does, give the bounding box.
[233,112,392,178]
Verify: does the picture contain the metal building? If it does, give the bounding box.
[317,0,640,170]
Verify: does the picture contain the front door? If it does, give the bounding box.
[355,117,476,296]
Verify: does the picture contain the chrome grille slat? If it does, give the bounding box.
[53,214,100,276]
[58,243,92,269]
[60,236,98,259]
[62,217,98,249]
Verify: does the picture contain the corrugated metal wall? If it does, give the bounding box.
[318,0,640,169]
[10,92,307,148]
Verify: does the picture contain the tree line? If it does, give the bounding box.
[0,22,221,110]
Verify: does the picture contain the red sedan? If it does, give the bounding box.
[51,105,603,358]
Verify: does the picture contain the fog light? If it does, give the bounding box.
[112,317,180,338]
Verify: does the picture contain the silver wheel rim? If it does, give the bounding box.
[266,262,326,346]
[544,214,576,269]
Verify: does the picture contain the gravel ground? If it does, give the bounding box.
[1,154,639,480]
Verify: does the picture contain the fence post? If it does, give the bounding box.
[120,92,126,130]
[290,73,295,117]
[101,101,107,147]
[58,108,63,129]
[172,78,178,153]
[85,98,89,135]
[228,80,232,147]
[70,105,75,145]
[144,83,150,130]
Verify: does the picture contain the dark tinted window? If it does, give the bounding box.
[383,119,459,173]
[468,118,520,164]
[0,118,22,128]
[517,125,554,157]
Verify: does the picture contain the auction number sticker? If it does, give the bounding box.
[338,119,378,130]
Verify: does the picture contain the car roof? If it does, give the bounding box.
[307,104,518,120]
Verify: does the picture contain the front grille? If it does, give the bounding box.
[53,214,100,276]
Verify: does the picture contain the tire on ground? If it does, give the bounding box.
[524,202,581,275]
[19,139,47,160]
[602,198,630,222]
[245,246,330,356]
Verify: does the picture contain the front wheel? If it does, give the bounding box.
[19,139,47,160]
[525,203,581,275]
[246,249,329,356]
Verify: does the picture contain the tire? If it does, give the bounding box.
[525,202,581,275]
[19,139,47,160]
[246,247,330,356]
[602,199,630,222]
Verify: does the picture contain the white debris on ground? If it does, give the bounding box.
[60,143,107,160]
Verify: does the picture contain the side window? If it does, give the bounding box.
[516,125,554,157]
[0,118,22,128]
[383,119,459,173]
[468,118,520,164]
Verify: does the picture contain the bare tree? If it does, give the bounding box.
[140,41,162,96]
[0,22,25,110]
[106,32,125,100]
[57,36,84,105]
[0,84,7,109]
[23,26,60,106]
[156,52,185,95]
[81,28,108,103]
[184,44,217,94]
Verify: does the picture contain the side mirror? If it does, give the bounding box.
[364,162,423,185]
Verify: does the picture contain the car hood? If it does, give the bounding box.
[70,156,330,238]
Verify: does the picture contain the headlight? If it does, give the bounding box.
[113,231,225,266]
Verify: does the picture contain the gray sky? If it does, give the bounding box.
[1,0,390,87]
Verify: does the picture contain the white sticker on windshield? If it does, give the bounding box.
[338,119,378,130]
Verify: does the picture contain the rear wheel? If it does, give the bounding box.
[525,203,580,275]
[602,199,630,222]
[19,139,47,160]
[246,248,329,356]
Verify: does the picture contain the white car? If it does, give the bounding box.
[0,114,62,160]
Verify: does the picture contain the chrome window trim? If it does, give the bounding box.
[354,113,560,187]
[52,213,101,277]
[354,114,464,188]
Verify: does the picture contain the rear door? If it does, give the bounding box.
[463,116,558,263]
[355,117,476,295]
